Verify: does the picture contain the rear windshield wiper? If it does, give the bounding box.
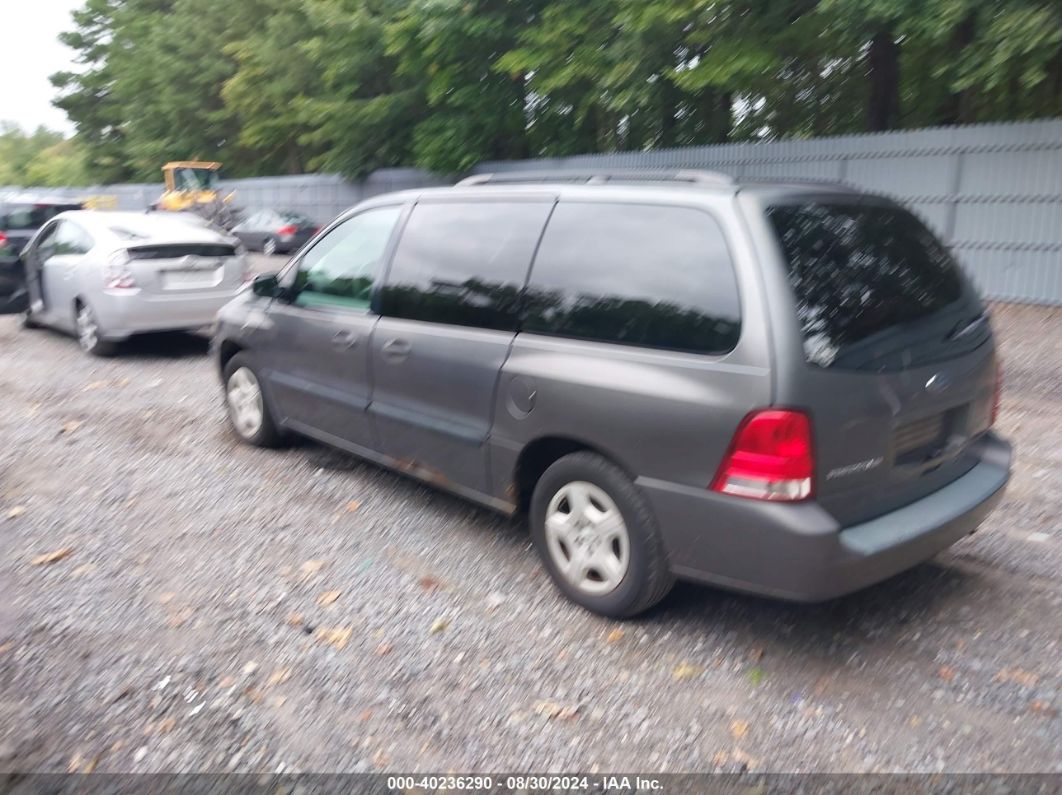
[947,312,988,341]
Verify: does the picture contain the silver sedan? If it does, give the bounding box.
[21,211,250,355]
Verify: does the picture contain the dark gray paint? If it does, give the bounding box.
[213,178,1011,601]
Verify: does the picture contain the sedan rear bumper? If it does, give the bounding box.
[638,432,1011,601]
[95,287,244,340]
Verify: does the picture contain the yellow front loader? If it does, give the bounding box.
[154,161,237,228]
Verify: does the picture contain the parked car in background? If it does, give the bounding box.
[0,196,83,314]
[231,209,318,255]
[213,170,1010,618]
[21,210,250,355]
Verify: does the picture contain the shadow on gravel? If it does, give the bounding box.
[639,558,983,661]
[295,440,986,657]
[116,331,212,359]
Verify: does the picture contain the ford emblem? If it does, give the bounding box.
[925,372,952,394]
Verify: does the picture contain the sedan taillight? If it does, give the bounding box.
[277,225,297,237]
[104,250,137,289]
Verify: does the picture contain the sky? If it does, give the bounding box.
[1,0,84,135]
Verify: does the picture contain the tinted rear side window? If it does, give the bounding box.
[380,200,552,331]
[523,202,741,354]
[766,202,973,370]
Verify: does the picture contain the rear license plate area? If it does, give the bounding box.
[162,267,221,289]
[893,407,968,465]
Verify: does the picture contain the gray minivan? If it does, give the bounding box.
[212,170,1010,617]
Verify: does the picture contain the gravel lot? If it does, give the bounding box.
[1,261,1059,774]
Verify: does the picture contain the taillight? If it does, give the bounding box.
[277,225,297,236]
[0,231,8,247]
[991,359,1002,426]
[711,409,814,501]
[104,250,137,289]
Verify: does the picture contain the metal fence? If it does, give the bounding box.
[5,119,1060,304]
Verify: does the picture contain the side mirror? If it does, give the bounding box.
[251,272,281,298]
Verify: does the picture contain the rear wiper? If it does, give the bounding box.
[947,312,988,341]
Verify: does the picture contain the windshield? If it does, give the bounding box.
[173,168,219,191]
[767,201,984,371]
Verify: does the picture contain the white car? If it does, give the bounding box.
[21,211,250,355]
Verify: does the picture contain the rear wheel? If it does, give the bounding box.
[262,236,277,256]
[223,353,282,447]
[530,452,674,618]
[75,302,116,356]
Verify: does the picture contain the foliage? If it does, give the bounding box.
[37,0,1062,182]
[0,123,92,187]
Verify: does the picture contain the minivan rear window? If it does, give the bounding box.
[767,202,978,370]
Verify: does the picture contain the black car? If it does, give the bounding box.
[0,197,83,314]
[231,209,319,255]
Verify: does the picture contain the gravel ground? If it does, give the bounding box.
[0,265,1059,774]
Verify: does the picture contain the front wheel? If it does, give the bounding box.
[530,452,674,618]
[223,353,282,447]
[76,302,116,356]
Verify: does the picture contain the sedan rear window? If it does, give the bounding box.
[767,202,977,370]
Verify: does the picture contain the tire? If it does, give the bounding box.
[530,452,674,618]
[223,353,282,447]
[75,302,116,356]
[262,236,277,256]
[21,309,40,330]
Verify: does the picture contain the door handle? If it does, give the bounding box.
[382,338,411,360]
[332,329,359,349]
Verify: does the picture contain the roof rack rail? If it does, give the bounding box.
[456,168,735,187]
[738,176,859,192]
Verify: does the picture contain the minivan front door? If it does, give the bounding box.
[262,206,403,451]
[370,198,554,498]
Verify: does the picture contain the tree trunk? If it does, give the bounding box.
[868,31,901,131]
[936,14,976,125]
[659,80,679,148]
[692,88,731,144]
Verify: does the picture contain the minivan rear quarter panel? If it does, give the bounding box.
[489,190,774,512]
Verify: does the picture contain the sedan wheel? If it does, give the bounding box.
[76,303,114,356]
[544,480,630,596]
[226,366,265,439]
[262,237,277,256]
[77,305,98,351]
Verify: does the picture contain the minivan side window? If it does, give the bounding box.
[379,200,553,332]
[293,206,401,311]
[523,202,741,354]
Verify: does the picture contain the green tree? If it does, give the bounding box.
[387,0,539,172]
[49,0,1062,181]
[0,123,90,187]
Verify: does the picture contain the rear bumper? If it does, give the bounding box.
[638,432,1011,601]
[95,288,242,340]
